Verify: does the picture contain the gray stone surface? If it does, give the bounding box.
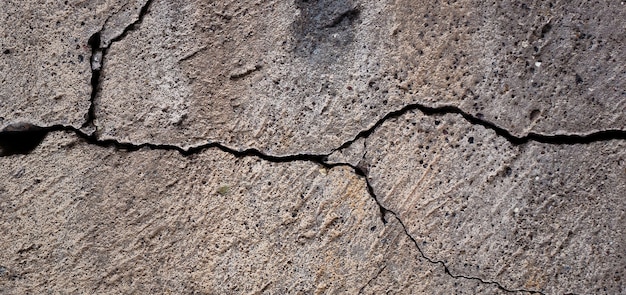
[0,0,145,130]
[95,0,402,155]
[1,0,625,294]
[94,0,624,155]
[329,110,625,294]
[0,133,511,294]
[386,0,626,137]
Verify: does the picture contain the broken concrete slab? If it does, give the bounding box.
[0,132,515,294]
[94,0,624,156]
[386,0,626,137]
[2,0,625,294]
[94,0,405,155]
[0,0,146,130]
[329,110,625,294]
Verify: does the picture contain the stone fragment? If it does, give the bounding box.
[0,132,510,294]
[386,0,626,136]
[329,110,625,294]
[95,0,403,155]
[95,0,624,156]
[0,0,145,129]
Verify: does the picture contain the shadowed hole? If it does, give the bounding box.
[0,123,48,156]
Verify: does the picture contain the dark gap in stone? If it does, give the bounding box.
[0,121,556,293]
[81,0,155,130]
[83,32,102,129]
[108,0,154,45]
[0,123,49,156]
[331,102,626,154]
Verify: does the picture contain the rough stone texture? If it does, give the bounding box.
[386,0,626,137]
[2,0,625,294]
[0,0,146,130]
[0,133,511,294]
[329,110,626,294]
[94,0,624,155]
[95,0,403,155]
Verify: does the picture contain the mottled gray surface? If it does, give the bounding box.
[386,0,626,137]
[93,0,624,155]
[1,0,625,294]
[0,133,511,294]
[329,110,625,294]
[0,0,145,129]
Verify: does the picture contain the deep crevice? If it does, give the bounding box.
[331,102,626,154]
[82,31,101,130]
[0,123,48,156]
[0,124,329,163]
[82,0,154,130]
[0,122,557,293]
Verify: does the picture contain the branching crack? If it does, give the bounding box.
[389,206,545,294]
[0,121,544,293]
[1,96,624,293]
[2,99,622,293]
[82,0,154,130]
[2,0,621,291]
[346,162,544,294]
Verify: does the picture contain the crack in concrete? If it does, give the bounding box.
[331,102,626,155]
[0,122,544,294]
[82,0,155,131]
[2,0,621,291]
[357,265,386,294]
[2,50,621,294]
[2,94,624,294]
[349,161,543,294]
[390,207,545,294]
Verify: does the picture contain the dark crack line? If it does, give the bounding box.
[82,32,102,130]
[2,124,328,162]
[358,265,386,294]
[0,123,542,294]
[82,0,154,130]
[331,102,626,155]
[345,163,544,295]
[390,210,545,295]
[105,0,154,47]
[2,0,618,289]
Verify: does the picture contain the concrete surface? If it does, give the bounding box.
[0,0,146,130]
[328,110,625,294]
[0,132,512,294]
[1,0,625,294]
[92,0,624,155]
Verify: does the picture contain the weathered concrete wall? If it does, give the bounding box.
[1,0,624,294]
